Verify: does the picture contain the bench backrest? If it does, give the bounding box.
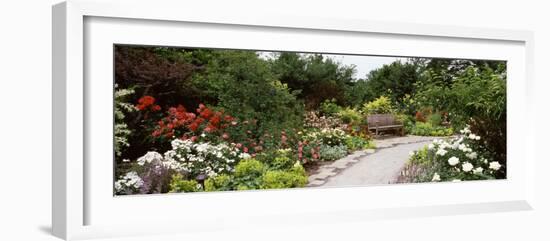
[367,114,400,127]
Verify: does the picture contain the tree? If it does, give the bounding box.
[191,50,304,134]
[363,60,423,105]
[414,65,506,165]
[270,53,355,108]
[114,46,199,108]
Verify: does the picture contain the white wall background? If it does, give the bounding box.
[0,0,548,240]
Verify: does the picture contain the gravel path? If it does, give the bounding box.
[321,139,433,187]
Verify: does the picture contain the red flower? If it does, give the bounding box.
[188,122,199,132]
[190,136,198,142]
[136,96,156,110]
[204,124,216,133]
[139,96,155,105]
[415,111,426,122]
[197,104,206,112]
[222,133,230,140]
[200,108,213,119]
[152,105,161,111]
[209,114,221,126]
[195,117,205,125]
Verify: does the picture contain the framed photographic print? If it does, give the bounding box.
[52,0,535,240]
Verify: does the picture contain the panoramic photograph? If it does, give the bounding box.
[113,45,506,195]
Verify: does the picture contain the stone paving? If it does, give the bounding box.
[307,135,441,187]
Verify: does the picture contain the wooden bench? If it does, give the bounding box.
[367,114,404,136]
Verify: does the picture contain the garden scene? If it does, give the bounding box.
[114,45,506,195]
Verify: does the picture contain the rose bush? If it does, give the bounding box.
[399,126,505,183]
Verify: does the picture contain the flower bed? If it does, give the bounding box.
[115,100,374,195]
[398,126,505,183]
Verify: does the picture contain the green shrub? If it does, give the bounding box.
[270,156,294,171]
[256,148,296,171]
[427,112,443,126]
[320,98,342,116]
[344,135,372,151]
[337,107,362,124]
[234,159,265,190]
[261,170,307,189]
[192,50,304,136]
[169,174,200,193]
[260,163,308,189]
[204,174,233,191]
[407,146,430,166]
[319,144,348,161]
[362,96,394,115]
[395,113,415,133]
[408,122,453,136]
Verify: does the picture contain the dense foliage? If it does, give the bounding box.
[113,46,506,194]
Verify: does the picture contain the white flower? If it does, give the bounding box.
[238,153,251,160]
[440,142,451,149]
[409,151,415,157]
[460,126,471,134]
[461,162,474,172]
[432,173,441,182]
[195,143,209,153]
[171,139,185,150]
[475,135,481,140]
[466,152,478,159]
[122,159,130,162]
[448,156,460,166]
[436,149,448,156]
[468,134,477,140]
[137,151,163,166]
[489,161,502,170]
[428,143,435,150]
[200,133,206,138]
[114,181,122,192]
[473,167,483,174]
[115,171,144,192]
[458,144,467,151]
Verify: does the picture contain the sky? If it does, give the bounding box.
[324,54,406,79]
[258,51,406,79]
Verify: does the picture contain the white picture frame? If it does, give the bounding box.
[52,0,535,240]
